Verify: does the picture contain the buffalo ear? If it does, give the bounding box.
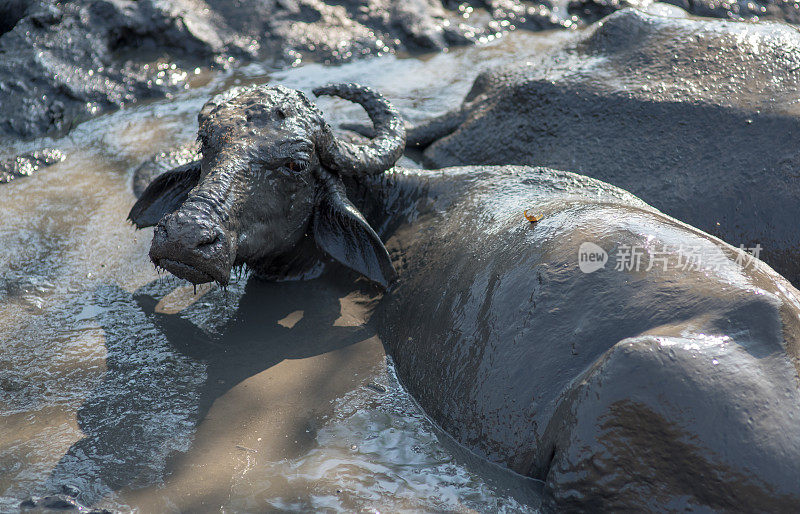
[128,160,201,228]
[312,169,397,288]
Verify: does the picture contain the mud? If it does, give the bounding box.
[0,0,583,142]
[5,0,800,142]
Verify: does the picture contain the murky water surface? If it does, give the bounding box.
[0,30,571,512]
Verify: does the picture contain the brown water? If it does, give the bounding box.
[0,29,575,513]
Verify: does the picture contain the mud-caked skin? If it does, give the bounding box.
[130,84,800,510]
[410,8,800,287]
[571,0,800,23]
[374,167,800,511]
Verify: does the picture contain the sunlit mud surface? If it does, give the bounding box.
[0,30,570,512]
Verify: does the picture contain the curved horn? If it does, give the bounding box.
[313,83,406,177]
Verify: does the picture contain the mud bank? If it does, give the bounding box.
[0,0,580,142]
[4,0,799,142]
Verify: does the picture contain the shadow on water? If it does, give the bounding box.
[39,269,542,512]
[47,271,379,507]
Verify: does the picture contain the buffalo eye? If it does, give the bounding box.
[287,160,307,172]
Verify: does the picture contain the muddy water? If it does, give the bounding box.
[0,29,573,513]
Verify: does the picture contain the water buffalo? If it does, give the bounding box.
[129,83,800,510]
[404,8,800,287]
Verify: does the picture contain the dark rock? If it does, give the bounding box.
[412,8,800,286]
[0,0,588,142]
[0,0,29,36]
[0,376,24,392]
[366,382,387,393]
[20,495,80,510]
[568,0,653,22]
[0,148,65,183]
[452,0,578,31]
[572,0,800,23]
[59,485,81,499]
[19,493,112,512]
[0,0,257,141]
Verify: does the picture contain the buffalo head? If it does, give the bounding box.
[128,83,405,287]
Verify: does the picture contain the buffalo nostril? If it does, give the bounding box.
[157,215,177,239]
[197,232,220,248]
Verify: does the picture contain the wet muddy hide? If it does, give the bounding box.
[412,9,800,286]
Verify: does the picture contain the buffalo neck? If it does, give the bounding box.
[342,166,466,241]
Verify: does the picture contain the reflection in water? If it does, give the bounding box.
[0,28,566,512]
